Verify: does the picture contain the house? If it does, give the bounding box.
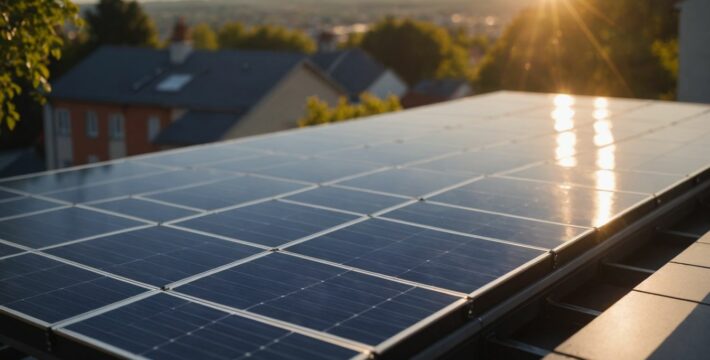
[677,0,710,103]
[401,78,472,108]
[44,19,344,169]
[310,49,407,101]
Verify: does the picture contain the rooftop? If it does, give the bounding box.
[0,91,709,359]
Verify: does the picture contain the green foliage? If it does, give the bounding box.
[0,0,80,132]
[85,0,159,48]
[359,18,469,85]
[192,23,218,50]
[299,93,402,127]
[475,0,678,99]
[217,22,315,53]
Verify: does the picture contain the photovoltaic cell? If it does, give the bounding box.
[45,169,235,203]
[242,134,360,155]
[136,145,263,167]
[0,254,145,323]
[285,186,409,215]
[0,162,165,193]
[0,207,147,249]
[46,226,263,287]
[61,293,359,359]
[0,242,23,258]
[254,157,383,183]
[382,201,591,250]
[337,168,473,197]
[88,198,199,223]
[505,164,684,194]
[0,189,22,201]
[323,142,456,166]
[145,176,309,210]
[286,219,545,293]
[430,177,649,227]
[174,201,359,247]
[200,153,300,173]
[175,253,458,345]
[0,197,66,218]
[412,150,538,176]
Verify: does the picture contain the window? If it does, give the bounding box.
[55,109,71,136]
[156,74,193,92]
[87,155,99,163]
[86,111,98,138]
[108,114,125,140]
[148,116,161,141]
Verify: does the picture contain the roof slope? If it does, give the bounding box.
[411,78,470,98]
[152,111,246,146]
[310,49,388,97]
[51,46,307,111]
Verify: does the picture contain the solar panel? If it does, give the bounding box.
[55,293,360,359]
[173,252,458,345]
[1,91,709,359]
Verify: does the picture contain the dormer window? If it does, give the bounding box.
[156,74,193,92]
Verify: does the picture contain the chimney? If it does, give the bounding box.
[169,17,192,64]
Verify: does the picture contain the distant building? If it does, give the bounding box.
[310,49,408,101]
[401,78,472,108]
[316,30,338,52]
[44,19,343,169]
[677,0,710,103]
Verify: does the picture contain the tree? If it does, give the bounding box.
[217,22,247,49]
[0,0,80,132]
[359,19,468,85]
[85,0,158,48]
[299,93,402,127]
[475,0,678,99]
[218,22,315,53]
[192,23,218,50]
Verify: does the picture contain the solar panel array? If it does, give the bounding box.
[1,91,709,359]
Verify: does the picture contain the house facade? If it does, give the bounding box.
[44,20,343,169]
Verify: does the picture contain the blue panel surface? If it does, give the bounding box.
[0,242,23,258]
[419,128,519,149]
[0,189,22,201]
[0,162,164,193]
[62,293,359,359]
[254,157,382,183]
[137,145,263,167]
[45,169,234,203]
[175,253,458,345]
[505,164,683,194]
[145,176,308,210]
[430,177,649,227]
[382,202,590,249]
[46,227,262,287]
[202,154,300,173]
[323,142,456,166]
[287,219,545,293]
[89,198,199,222]
[0,197,65,218]
[0,254,145,323]
[338,168,472,197]
[285,186,409,215]
[413,150,537,176]
[175,201,359,247]
[0,207,146,248]
[242,134,360,155]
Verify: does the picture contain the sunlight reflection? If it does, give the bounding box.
[593,97,616,226]
[554,94,575,107]
[553,94,577,167]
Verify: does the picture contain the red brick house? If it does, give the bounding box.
[44,20,343,169]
